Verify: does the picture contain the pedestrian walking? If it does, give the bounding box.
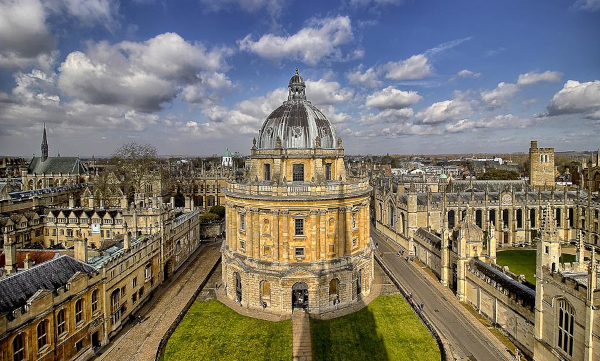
[137,314,142,325]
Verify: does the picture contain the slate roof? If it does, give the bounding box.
[0,255,97,313]
[470,259,535,306]
[28,156,88,175]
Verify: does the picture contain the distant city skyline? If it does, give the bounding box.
[0,0,599,157]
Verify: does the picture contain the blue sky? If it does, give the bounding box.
[0,0,599,157]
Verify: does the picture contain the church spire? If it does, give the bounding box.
[41,123,49,162]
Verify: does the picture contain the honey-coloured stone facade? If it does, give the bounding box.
[529,140,555,188]
[221,69,374,315]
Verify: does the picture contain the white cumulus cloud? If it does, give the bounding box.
[346,64,382,88]
[415,98,473,124]
[365,86,422,109]
[383,54,433,81]
[516,71,562,86]
[0,0,56,70]
[238,16,357,65]
[543,80,600,117]
[57,33,232,112]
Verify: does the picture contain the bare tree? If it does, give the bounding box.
[112,143,160,199]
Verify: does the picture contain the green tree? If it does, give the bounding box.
[199,212,220,223]
[209,205,225,219]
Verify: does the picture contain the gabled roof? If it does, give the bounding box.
[0,255,97,313]
[28,157,88,175]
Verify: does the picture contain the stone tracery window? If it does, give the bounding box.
[557,299,574,357]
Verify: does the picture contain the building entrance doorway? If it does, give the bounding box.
[291,282,308,310]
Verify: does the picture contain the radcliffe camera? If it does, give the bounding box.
[0,1,599,361]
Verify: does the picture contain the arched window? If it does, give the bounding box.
[328,218,335,233]
[388,203,395,228]
[329,278,340,302]
[557,299,574,356]
[37,320,48,350]
[489,209,496,226]
[448,210,455,229]
[530,208,536,228]
[379,203,383,222]
[263,219,270,235]
[75,299,84,324]
[57,309,66,335]
[516,209,523,229]
[260,280,271,307]
[92,290,99,313]
[475,209,482,228]
[13,333,25,361]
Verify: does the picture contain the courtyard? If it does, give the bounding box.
[496,249,576,283]
[163,295,440,361]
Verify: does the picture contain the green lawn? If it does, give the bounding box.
[311,295,440,361]
[163,300,292,361]
[496,250,576,284]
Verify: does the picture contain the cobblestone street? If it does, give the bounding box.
[92,243,221,361]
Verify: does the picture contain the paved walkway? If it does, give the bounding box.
[372,226,513,361]
[92,243,221,361]
[292,310,313,361]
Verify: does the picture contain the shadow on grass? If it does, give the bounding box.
[311,297,388,361]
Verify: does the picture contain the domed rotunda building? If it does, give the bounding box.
[222,68,374,315]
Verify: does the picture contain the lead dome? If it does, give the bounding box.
[257,68,337,149]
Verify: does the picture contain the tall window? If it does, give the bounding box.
[295,219,304,235]
[13,333,24,361]
[264,163,271,181]
[293,164,304,182]
[57,309,66,335]
[91,290,98,313]
[325,163,332,181]
[75,299,83,324]
[558,299,574,356]
[556,208,562,227]
[145,263,152,280]
[240,214,245,231]
[37,321,47,349]
[352,213,357,229]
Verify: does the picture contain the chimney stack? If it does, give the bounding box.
[23,253,33,270]
[74,238,88,263]
[4,234,17,275]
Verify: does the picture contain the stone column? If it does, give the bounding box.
[319,210,327,260]
[281,211,289,263]
[272,210,279,262]
[337,208,346,256]
[252,209,260,258]
[246,209,254,256]
[346,208,353,253]
[310,210,318,261]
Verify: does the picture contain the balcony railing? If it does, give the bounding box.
[225,179,371,198]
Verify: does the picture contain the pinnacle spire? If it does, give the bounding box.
[41,123,49,162]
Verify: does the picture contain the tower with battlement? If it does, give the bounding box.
[529,140,555,188]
